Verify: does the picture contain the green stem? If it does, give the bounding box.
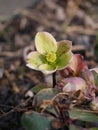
[53,72,56,88]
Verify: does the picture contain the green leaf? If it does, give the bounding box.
[90,128,98,130]
[35,32,57,54]
[22,111,55,130]
[70,124,82,130]
[45,106,58,117]
[57,51,73,70]
[26,51,45,70]
[69,108,98,123]
[31,83,47,94]
[70,125,98,130]
[57,40,72,56]
[33,88,59,106]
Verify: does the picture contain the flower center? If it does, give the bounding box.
[46,52,56,63]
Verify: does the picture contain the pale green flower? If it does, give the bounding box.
[26,32,73,74]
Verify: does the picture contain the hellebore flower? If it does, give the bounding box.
[26,32,73,74]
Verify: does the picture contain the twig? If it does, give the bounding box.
[0,97,32,118]
[4,70,20,93]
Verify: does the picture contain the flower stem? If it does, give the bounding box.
[53,72,56,88]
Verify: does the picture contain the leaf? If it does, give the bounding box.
[69,108,98,123]
[45,106,58,117]
[33,88,59,106]
[70,125,98,130]
[22,111,55,130]
[35,32,57,54]
[70,124,82,130]
[31,83,47,94]
[90,128,98,130]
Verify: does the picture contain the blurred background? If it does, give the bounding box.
[0,0,98,130]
